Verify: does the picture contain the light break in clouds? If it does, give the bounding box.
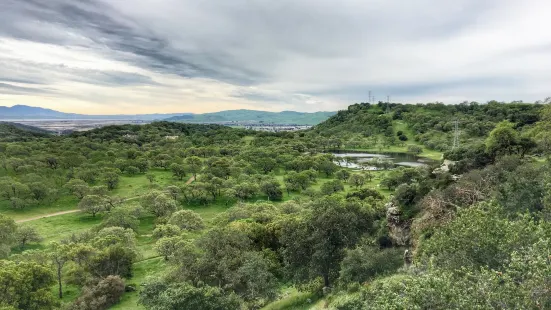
[1,0,550,114]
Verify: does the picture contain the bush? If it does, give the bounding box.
[68,275,125,310]
[339,246,403,285]
[407,145,423,154]
[139,281,242,310]
[346,188,384,201]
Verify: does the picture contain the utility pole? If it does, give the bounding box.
[368,90,372,104]
[452,120,460,149]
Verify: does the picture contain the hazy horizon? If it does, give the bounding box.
[0,104,338,115]
[2,0,551,114]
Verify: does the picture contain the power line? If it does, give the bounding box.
[452,120,460,149]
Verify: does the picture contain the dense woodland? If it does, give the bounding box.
[1,101,551,309]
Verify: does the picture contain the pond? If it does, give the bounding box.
[331,151,436,170]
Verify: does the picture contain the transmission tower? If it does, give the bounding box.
[452,120,460,149]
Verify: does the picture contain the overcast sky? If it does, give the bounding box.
[1,0,550,114]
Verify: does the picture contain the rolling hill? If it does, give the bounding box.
[0,105,191,120]
[0,122,52,141]
[165,109,335,125]
[0,105,334,125]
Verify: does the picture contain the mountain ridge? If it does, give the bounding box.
[0,105,335,125]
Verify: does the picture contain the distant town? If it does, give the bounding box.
[3,119,312,134]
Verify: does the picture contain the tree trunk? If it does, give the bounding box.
[57,266,63,299]
[323,273,330,288]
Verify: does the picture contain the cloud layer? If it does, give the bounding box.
[1,0,550,114]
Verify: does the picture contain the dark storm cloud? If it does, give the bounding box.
[0,82,54,95]
[1,0,550,110]
[0,0,266,85]
[0,78,45,85]
[0,59,160,96]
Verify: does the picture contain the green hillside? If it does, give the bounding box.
[166,109,335,125]
[0,122,51,142]
[1,102,551,310]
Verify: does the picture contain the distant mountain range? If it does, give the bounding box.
[165,109,335,125]
[0,105,190,121]
[0,105,335,125]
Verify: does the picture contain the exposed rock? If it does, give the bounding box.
[386,202,411,246]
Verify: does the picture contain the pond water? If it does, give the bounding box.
[331,151,435,170]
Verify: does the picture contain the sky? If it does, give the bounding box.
[1,0,551,114]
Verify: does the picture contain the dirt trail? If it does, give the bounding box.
[16,209,80,223]
[185,175,197,185]
[14,184,192,224]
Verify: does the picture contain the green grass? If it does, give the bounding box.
[23,212,104,244]
[0,195,80,221]
[112,169,174,198]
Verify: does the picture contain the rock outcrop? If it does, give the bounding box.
[386,202,411,246]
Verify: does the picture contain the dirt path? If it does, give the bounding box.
[16,209,80,223]
[185,175,197,185]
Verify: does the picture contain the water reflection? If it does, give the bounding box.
[332,152,431,170]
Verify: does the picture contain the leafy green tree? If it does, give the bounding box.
[146,173,156,184]
[255,157,277,174]
[320,179,345,195]
[154,154,172,170]
[101,207,140,231]
[165,185,181,201]
[102,170,120,190]
[15,225,41,249]
[203,177,224,200]
[89,232,138,278]
[260,179,283,201]
[49,242,72,299]
[280,197,374,287]
[497,163,545,214]
[142,191,178,218]
[486,121,520,157]
[339,246,403,284]
[0,260,57,310]
[348,174,366,188]
[174,228,251,289]
[407,145,423,155]
[152,224,181,240]
[170,163,187,180]
[155,236,183,260]
[185,156,202,178]
[78,195,106,217]
[168,210,205,231]
[125,166,140,176]
[417,202,546,271]
[67,275,125,310]
[316,159,338,176]
[0,214,17,258]
[233,182,258,200]
[235,251,278,305]
[335,169,351,181]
